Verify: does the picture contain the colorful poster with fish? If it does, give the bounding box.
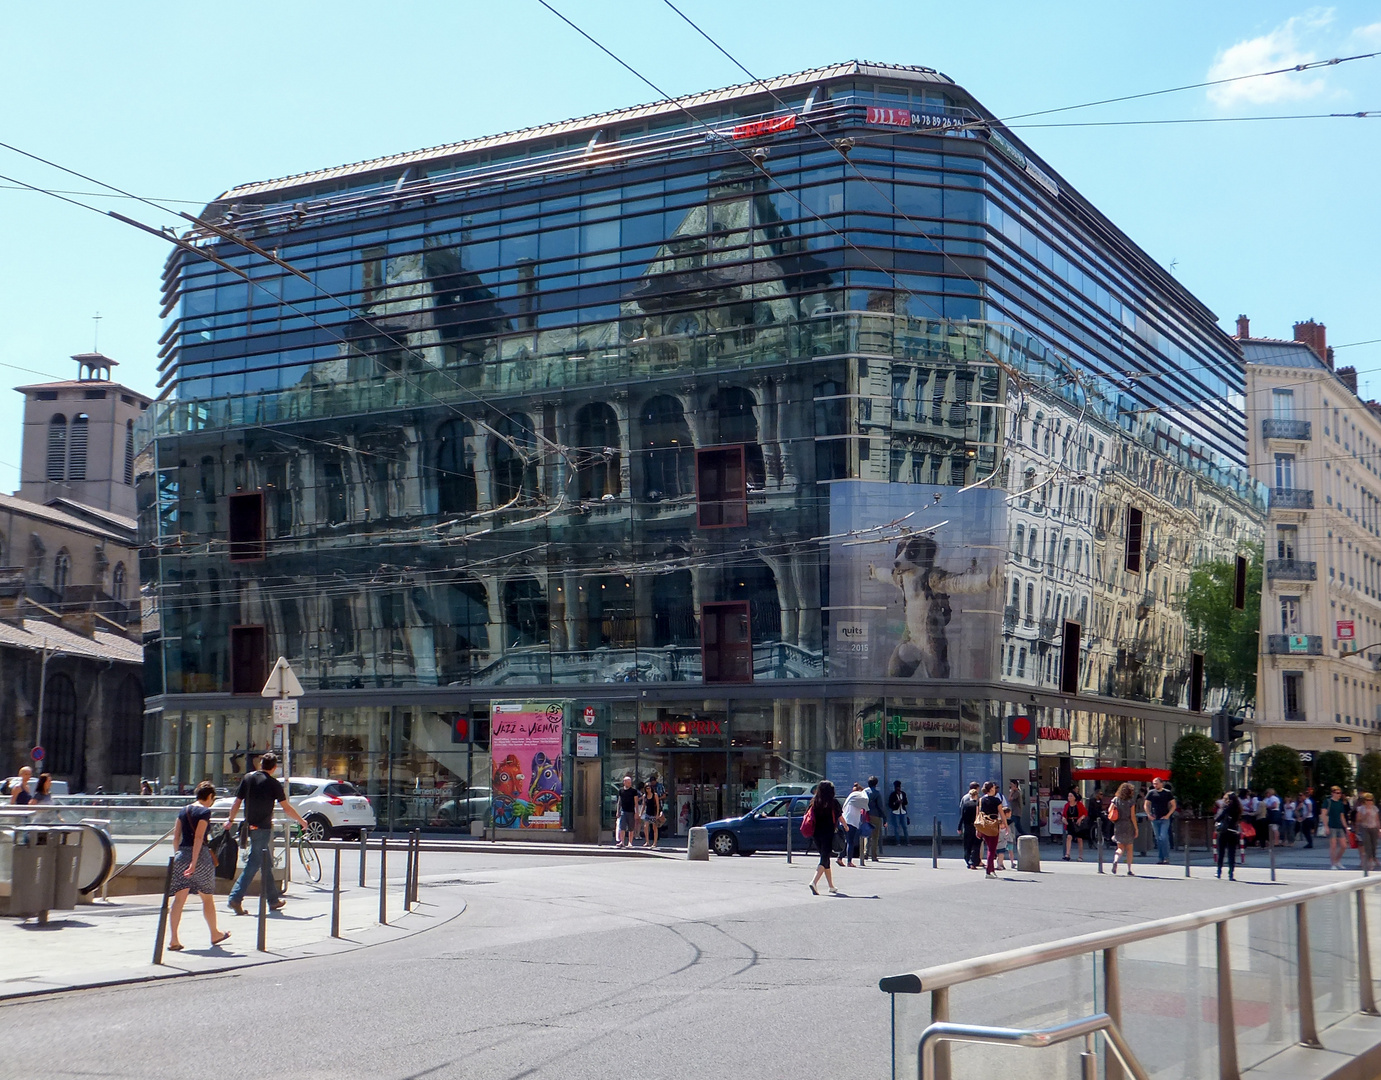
[491,701,565,829]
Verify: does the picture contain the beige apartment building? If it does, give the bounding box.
[1244,318,1381,762]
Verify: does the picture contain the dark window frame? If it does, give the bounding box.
[227,491,266,562]
[696,444,748,529]
[1125,506,1144,573]
[229,624,268,694]
[701,600,753,684]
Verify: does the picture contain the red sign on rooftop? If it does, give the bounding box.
[731,114,797,140]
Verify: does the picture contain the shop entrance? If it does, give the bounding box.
[1036,755,1072,837]
[573,759,601,844]
[667,752,728,836]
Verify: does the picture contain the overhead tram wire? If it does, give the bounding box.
[0,139,567,477]
[1005,111,1380,129]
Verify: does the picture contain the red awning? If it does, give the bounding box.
[1071,767,1171,783]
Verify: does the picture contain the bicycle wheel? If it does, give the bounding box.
[297,836,321,883]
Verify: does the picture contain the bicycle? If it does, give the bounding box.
[292,827,321,883]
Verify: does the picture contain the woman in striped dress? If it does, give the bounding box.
[167,781,231,951]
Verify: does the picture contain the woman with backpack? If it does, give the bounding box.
[1215,791,1243,880]
[1109,782,1139,876]
[806,781,842,895]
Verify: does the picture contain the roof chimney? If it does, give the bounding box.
[1236,314,1250,339]
[1294,320,1329,367]
[1338,366,1359,396]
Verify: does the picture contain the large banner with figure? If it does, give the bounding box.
[829,483,1005,682]
[491,701,565,829]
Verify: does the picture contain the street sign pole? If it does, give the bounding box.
[261,657,305,784]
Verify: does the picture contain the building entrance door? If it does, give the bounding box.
[669,752,727,836]
[573,759,601,844]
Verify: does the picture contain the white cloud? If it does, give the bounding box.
[1207,13,1333,108]
[1352,21,1381,44]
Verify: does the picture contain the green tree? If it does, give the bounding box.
[1356,752,1381,798]
[1313,750,1355,796]
[1252,744,1304,796]
[1170,732,1226,815]
[1182,545,1261,710]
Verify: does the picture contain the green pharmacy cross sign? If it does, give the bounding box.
[888,715,908,738]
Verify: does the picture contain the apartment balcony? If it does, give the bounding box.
[1266,634,1323,656]
[1266,559,1317,581]
[1038,617,1060,642]
[1263,418,1312,441]
[1003,604,1018,631]
[1271,488,1314,510]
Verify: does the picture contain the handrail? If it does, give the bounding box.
[919,1014,1150,1080]
[880,873,1381,994]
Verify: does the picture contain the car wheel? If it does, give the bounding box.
[710,831,738,856]
[738,850,756,857]
[304,814,331,842]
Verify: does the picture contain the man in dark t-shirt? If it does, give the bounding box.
[1144,778,1177,865]
[615,776,638,848]
[223,753,309,915]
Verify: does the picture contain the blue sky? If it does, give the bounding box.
[0,1,1377,495]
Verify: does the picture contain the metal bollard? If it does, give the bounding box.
[359,828,368,888]
[378,836,388,926]
[1097,828,1104,874]
[932,817,940,869]
[331,847,342,939]
[152,858,175,965]
[785,804,792,865]
[411,830,421,905]
[257,874,268,952]
[1185,821,1192,878]
[404,832,414,912]
[1270,836,1277,883]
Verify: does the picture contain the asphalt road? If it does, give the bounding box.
[0,849,1353,1080]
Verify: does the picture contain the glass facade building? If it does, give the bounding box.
[138,62,1263,836]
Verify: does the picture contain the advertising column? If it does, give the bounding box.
[491,701,565,830]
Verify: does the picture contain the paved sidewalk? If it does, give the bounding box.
[0,867,465,1001]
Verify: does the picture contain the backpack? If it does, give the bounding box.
[888,790,902,811]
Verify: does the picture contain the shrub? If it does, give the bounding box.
[1252,744,1304,797]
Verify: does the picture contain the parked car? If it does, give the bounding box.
[431,787,493,828]
[705,794,819,857]
[214,776,375,840]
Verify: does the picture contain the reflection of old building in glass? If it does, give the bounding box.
[139,63,1262,837]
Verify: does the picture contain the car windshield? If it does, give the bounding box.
[324,782,360,796]
[755,799,796,818]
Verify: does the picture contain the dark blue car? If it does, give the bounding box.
[705,795,817,856]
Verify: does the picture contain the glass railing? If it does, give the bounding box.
[882,876,1381,1080]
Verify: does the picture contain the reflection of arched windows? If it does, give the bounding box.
[46,414,67,480]
[728,562,781,643]
[112,562,127,603]
[503,578,549,648]
[447,580,489,675]
[814,380,849,481]
[436,420,477,514]
[491,414,537,505]
[44,673,81,778]
[110,675,144,776]
[653,570,697,646]
[124,420,136,485]
[578,575,635,649]
[330,597,355,656]
[574,403,621,500]
[708,386,765,487]
[639,396,693,499]
[68,414,89,481]
[53,549,71,595]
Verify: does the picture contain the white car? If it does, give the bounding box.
[216,776,376,840]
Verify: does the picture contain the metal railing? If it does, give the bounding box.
[919,1014,1150,1080]
[881,875,1381,1080]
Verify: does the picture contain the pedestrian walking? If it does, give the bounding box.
[806,780,842,895]
[1356,793,1380,872]
[1144,777,1177,865]
[976,782,1007,878]
[865,776,886,862]
[888,780,909,846]
[1252,791,1269,847]
[641,777,661,848]
[1109,782,1139,876]
[1215,791,1243,880]
[1061,791,1086,861]
[1263,788,1283,847]
[1087,786,1107,847]
[1324,786,1353,870]
[8,765,32,805]
[958,782,981,870]
[167,781,231,951]
[840,782,869,867]
[614,775,638,848]
[1302,790,1317,848]
[1282,796,1297,845]
[1008,779,1026,836]
[223,752,310,916]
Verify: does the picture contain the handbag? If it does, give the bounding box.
[800,807,816,839]
[975,809,1001,838]
[1108,804,1119,823]
[1350,829,1360,850]
[210,827,239,881]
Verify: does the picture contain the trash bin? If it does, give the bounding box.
[10,826,56,916]
[49,827,83,910]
